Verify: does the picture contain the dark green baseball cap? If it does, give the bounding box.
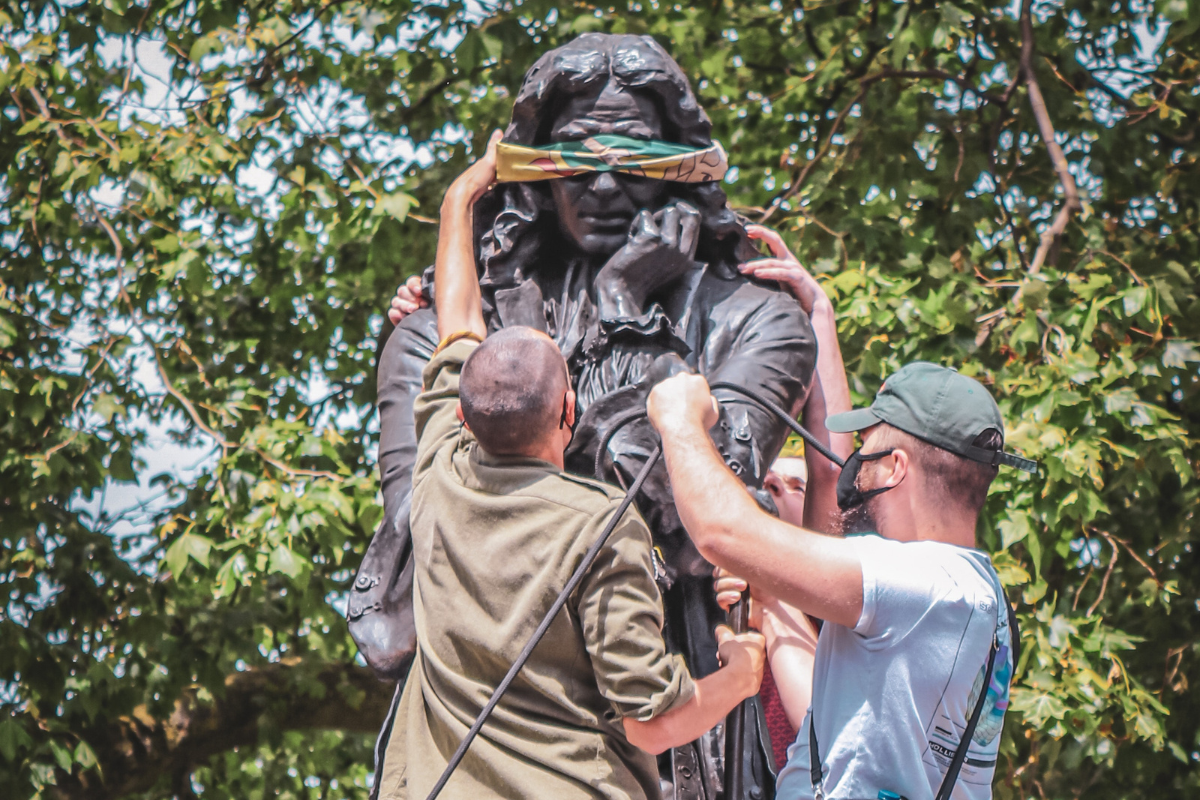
[826,362,1037,473]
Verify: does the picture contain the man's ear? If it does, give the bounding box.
[564,389,577,428]
[881,448,909,488]
[456,401,468,428]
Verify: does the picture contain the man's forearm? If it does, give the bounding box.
[434,189,487,342]
[658,418,864,628]
[802,298,854,531]
[761,601,818,730]
[810,300,851,425]
[622,666,756,755]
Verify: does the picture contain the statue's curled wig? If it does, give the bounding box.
[474,33,756,290]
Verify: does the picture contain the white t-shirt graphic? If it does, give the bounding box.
[776,535,1013,800]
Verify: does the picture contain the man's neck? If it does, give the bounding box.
[531,442,566,470]
[878,493,978,549]
[499,439,564,470]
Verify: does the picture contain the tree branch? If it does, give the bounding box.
[1019,0,1081,277]
[1087,538,1119,617]
[758,86,866,222]
[48,661,394,800]
[758,65,1007,223]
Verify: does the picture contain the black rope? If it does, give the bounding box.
[424,446,663,800]
[709,381,846,468]
[594,407,654,480]
[593,383,845,480]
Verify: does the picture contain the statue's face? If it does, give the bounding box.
[548,88,670,256]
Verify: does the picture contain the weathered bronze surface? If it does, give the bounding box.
[351,33,816,799]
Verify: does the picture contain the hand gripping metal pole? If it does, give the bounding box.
[424,446,663,800]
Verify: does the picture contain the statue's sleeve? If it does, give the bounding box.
[376,308,439,528]
[347,308,438,679]
[570,272,697,410]
[588,266,696,361]
[566,287,815,586]
[700,287,817,486]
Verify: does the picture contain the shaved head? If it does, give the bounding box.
[460,327,570,456]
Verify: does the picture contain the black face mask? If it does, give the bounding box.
[836,448,896,511]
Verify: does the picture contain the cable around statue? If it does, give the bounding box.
[350,33,817,800]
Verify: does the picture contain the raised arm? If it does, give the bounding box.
[741,226,853,533]
[434,130,501,342]
[647,373,864,629]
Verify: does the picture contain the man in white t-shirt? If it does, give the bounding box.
[647,362,1036,800]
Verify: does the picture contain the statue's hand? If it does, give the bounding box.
[595,201,700,321]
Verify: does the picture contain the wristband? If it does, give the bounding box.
[434,330,484,355]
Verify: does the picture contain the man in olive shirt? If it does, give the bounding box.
[379,133,765,800]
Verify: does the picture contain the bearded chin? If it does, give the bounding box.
[838,497,880,536]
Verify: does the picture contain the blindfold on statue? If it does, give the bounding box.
[496,134,728,184]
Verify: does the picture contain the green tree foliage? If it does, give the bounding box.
[1,0,1198,797]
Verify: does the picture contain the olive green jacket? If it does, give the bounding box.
[380,340,694,800]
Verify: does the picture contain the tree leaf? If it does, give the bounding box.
[0,718,33,762]
[1162,340,1200,369]
[268,544,304,579]
[165,532,213,577]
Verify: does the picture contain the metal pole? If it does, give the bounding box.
[723,595,750,800]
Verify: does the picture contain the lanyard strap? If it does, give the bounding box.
[809,706,826,800]
[809,596,1017,800]
[932,636,998,800]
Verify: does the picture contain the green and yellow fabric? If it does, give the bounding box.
[496,134,728,183]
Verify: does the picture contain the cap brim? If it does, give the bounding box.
[825,407,882,433]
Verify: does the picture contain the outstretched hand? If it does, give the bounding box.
[392,131,502,328]
[740,225,829,315]
[387,275,428,326]
[434,129,501,342]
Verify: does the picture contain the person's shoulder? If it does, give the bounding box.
[518,471,635,518]
[909,541,1001,604]
[556,471,627,502]
[419,337,479,386]
[698,272,811,332]
[856,535,988,584]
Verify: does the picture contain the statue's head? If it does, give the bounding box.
[477,34,753,287]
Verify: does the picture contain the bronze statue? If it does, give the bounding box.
[352,33,816,799]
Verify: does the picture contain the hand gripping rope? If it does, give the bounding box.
[424,384,844,800]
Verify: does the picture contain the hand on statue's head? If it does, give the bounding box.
[388,275,428,325]
[445,129,503,207]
